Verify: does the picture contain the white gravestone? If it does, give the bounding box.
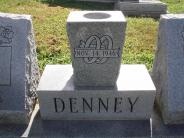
[0,13,40,124]
[153,14,184,124]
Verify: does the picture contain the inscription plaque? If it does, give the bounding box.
[74,35,120,64]
[0,46,11,85]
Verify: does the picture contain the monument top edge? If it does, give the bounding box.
[161,14,184,19]
[0,12,31,20]
[67,11,126,23]
[37,64,156,92]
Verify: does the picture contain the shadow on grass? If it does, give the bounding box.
[39,0,114,10]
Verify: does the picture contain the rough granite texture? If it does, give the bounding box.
[0,13,40,124]
[67,11,127,87]
[152,14,184,124]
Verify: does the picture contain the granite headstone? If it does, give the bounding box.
[0,13,40,124]
[67,11,126,87]
[37,11,156,120]
[152,14,184,124]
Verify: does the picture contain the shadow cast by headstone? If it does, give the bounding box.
[0,123,27,137]
[29,109,151,137]
[40,0,114,10]
[27,101,184,137]
[152,105,184,137]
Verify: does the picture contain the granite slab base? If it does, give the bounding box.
[114,0,167,18]
[37,64,156,120]
[1,102,184,137]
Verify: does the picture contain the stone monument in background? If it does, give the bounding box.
[0,13,40,124]
[152,14,184,124]
[75,0,167,18]
[114,0,167,18]
[37,11,156,120]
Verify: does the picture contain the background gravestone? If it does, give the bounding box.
[114,0,167,18]
[152,14,184,124]
[0,13,40,124]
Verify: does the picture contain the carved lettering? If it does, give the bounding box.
[54,98,65,113]
[114,97,123,113]
[74,35,120,64]
[69,98,79,113]
[53,96,140,114]
[128,97,139,112]
[98,98,109,112]
[82,98,93,113]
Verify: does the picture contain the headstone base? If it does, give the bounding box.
[114,0,167,18]
[37,64,156,120]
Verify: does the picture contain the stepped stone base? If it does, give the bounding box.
[37,64,156,120]
[114,0,167,18]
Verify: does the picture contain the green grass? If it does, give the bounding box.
[0,0,183,72]
[161,0,184,13]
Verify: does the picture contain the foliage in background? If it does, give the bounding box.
[0,0,183,72]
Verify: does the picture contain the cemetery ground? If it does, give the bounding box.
[0,0,184,72]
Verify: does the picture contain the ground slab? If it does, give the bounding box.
[114,0,167,18]
[1,104,184,137]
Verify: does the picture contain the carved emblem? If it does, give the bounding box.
[74,35,120,64]
[0,26,14,45]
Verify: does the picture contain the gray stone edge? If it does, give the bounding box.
[25,16,40,120]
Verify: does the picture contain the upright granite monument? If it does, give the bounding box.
[152,14,184,124]
[37,11,156,120]
[114,0,167,18]
[0,13,40,124]
[75,0,167,18]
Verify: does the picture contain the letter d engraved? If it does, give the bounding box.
[54,98,65,113]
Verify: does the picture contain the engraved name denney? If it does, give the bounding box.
[74,35,120,64]
[53,96,139,113]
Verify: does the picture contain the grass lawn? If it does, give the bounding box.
[0,0,183,72]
